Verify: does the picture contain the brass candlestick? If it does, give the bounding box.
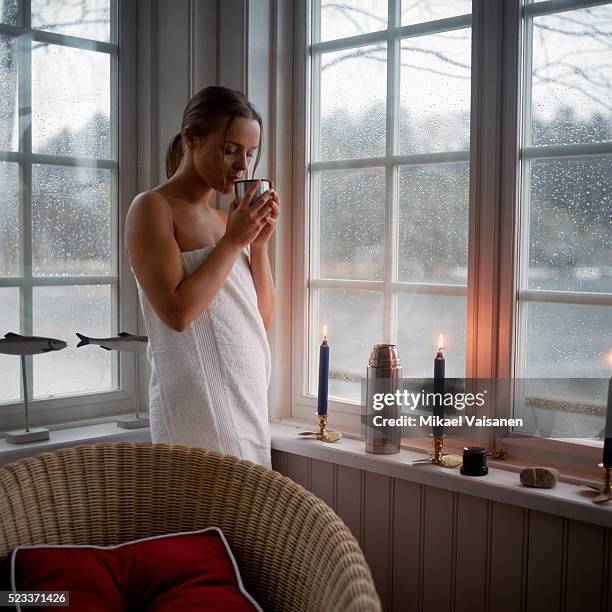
[298,414,343,443]
[412,435,463,468]
[590,463,612,504]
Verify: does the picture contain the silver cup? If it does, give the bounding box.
[234,179,272,206]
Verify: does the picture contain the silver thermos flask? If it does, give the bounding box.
[365,344,401,454]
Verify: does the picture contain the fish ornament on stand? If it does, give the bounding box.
[76,332,149,429]
[0,332,68,444]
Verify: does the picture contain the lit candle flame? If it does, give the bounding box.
[607,352,612,367]
[438,334,444,351]
[323,324,328,339]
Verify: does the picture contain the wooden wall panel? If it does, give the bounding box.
[526,511,564,612]
[273,453,611,612]
[455,494,489,612]
[310,458,336,510]
[422,487,454,612]
[392,480,423,612]
[363,473,392,610]
[336,465,364,546]
[284,452,310,489]
[489,502,525,612]
[565,520,605,612]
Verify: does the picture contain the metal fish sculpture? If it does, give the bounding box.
[76,332,148,353]
[0,332,67,355]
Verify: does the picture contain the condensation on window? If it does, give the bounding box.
[319,168,385,281]
[33,284,114,398]
[32,43,111,159]
[0,161,20,277]
[32,165,112,276]
[31,0,111,42]
[319,43,387,160]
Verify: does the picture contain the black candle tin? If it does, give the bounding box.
[460,446,488,476]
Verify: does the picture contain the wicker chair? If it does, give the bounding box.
[0,442,381,612]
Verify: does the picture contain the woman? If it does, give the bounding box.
[125,86,279,468]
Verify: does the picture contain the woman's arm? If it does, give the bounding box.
[249,245,277,331]
[125,187,269,332]
[248,189,280,330]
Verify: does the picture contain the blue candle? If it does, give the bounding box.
[317,326,329,416]
[433,335,445,437]
[603,376,612,468]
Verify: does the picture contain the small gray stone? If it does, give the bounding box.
[520,467,560,489]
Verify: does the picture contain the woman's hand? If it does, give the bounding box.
[222,181,275,249]
[251,182,279,249]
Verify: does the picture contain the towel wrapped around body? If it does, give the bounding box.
[135,245,272,469]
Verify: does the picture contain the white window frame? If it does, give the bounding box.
[291,0,611,475]
[0,0,138,430]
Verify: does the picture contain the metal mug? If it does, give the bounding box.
[234,179,272,206]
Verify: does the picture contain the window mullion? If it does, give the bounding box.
[515,5,534,382]
[18,2,33,395]
[384,0,400,345]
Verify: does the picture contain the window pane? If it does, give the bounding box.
[32,44,111,158]
[0,0,19,25]
[32,165,112,276]
[531,6,612,146]
[525,303,612,378]
[315,289,383,402]
[397,294,467,377]
[0,36,18,151]
[0,161,20,276]
[320,0,387,42]
[0,288,19,402]
[401,1,471,26]
[33,285,114,398]
[31,0,111,42]
[399,29,471,155]
[398,163,469,284]
[319,168,385,280]
[528,156,612,292]
[320,43,387,160]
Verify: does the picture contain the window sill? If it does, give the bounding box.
[274,418,612,528]
[2,417,610,528]
[0,417,151,466]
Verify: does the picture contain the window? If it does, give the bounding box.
[517,1,611,381]
[0,1,135,428]
[303,0,473,419]
[295,0,611,465]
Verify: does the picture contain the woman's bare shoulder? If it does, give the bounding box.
[126,190,173,231]
[125,190,176,259]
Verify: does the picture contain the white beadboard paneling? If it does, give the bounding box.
[455,494,489,612]
[565,520,605,612]
[392,480,423,611]
[284,452,310,489]
[273,449,612,612]
[489,502,526,612]
[336,465,364,546]
[422,487,454,612]
[363,472,392,610]
[526,511,564,612]
[310,458,336,510]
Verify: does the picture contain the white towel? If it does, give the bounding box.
[135,245,272,469]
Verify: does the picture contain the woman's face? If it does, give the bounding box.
[189,116,261,195]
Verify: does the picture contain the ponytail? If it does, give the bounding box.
[165,133,183,179]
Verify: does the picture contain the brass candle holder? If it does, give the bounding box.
[297,414,343,443]
[412,435,463,468]
[588,463,612,504]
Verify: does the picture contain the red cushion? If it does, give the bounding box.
[9,528,262,612]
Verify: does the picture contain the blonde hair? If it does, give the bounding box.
[165,86,263,180]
